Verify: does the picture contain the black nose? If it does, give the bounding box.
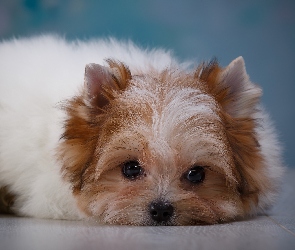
[149,201,174,223]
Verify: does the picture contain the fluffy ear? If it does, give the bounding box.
[199,57,262,118]
[84,60,131,109]
[198,57,265,210]
[219,57,262,118]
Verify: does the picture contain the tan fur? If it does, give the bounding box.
[58,59,276,225]
[198,60,268,213]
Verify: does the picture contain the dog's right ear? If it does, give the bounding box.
[84,60,131,109]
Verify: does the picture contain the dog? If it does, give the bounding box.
[0,35,284,225]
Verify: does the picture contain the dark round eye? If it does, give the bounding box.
[186,166,205,183]
[122,161,142,179]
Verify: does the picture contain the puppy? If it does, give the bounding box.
[0,35,283,225]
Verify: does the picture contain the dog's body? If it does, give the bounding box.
[0,35,283,225]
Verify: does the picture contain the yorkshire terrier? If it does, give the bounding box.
[0,35,283,225]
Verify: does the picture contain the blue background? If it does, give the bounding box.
[0,0,294,168]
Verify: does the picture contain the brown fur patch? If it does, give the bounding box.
[59,58,269,225]
[0,186,15,214]
[196,59,234,108]
[59,60,132,193]
[197,59,268,213]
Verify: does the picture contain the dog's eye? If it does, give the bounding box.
[186,166,205,184]
[122,161,142,180]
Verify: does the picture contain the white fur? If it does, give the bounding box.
[0,35,181,219]
[254,108,284,212]
[0,35,283,220]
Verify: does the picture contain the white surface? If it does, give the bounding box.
[1,169,294,250]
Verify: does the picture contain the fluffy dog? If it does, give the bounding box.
[0,35,283,225]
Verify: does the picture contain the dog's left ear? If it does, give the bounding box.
[200,57,268,209]
[84,59,131,109]
[219,57,262,118]
[199,57,262,118]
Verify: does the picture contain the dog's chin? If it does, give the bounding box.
[93,215,175,226]
[96,215,216,226]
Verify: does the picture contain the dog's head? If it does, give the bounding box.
[59,57,275,225]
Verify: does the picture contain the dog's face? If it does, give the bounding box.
[59,58,270,225]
